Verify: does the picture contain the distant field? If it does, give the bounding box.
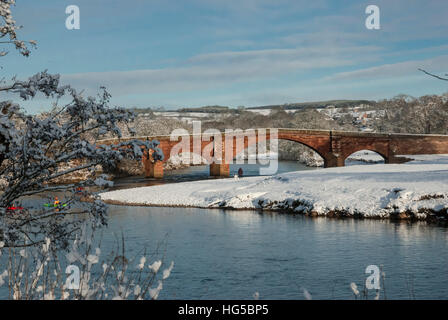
[130,99,376,114]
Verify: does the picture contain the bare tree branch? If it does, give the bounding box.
[418,68,448,81]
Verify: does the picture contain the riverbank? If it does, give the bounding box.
[99,155,448,221]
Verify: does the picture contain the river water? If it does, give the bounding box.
[101,161,448,300]
[2,160,446,299]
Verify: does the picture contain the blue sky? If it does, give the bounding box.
[2,0,448,111]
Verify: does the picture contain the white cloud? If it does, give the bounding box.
[12,0,448,110]
[61,45,382,96]
[323,55,448,82]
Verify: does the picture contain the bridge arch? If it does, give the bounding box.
[340,145,389,165]
[276,137,326,165]
[229,134,328,167]
[167,151,211,166]
[344,149,386,166]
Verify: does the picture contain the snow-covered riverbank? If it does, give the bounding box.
[100,155,448,220]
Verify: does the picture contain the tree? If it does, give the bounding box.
[0,2,164,249]
[372,94,448,134]
[0,72,164,249]
[0,1,174,300]
[416,69,448,134]
[0,0,36,58]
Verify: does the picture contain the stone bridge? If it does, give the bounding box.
[98,129,448,178]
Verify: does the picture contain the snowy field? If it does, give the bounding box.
[100,155,448,220]
[246,109,297,115]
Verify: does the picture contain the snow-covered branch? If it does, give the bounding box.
[0,71,164,248]
[0,0,36,58]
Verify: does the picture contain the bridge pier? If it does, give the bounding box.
[210,163,230,177]
[324,154,345,168]
[143,158,164,178]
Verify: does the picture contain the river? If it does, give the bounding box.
[2,160,447,300]
[100,160,448,299]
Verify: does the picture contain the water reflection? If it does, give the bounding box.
[111,161,317,190]
[102,205,448,299]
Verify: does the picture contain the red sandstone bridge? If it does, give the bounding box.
[98,129,448,179]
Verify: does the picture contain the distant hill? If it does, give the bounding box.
[130,100,376,114]
[246,100,376,110]
[178,105,231,113]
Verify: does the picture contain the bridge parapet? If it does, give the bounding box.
[95,129,448,179]
[97,129,448,145]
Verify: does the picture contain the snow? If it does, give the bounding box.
[246,109,272,116]
[247,109,297,115]
[153,111,212,118]
[399,154,448,164]
[100,155,448,219]
[347,150,385,163]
